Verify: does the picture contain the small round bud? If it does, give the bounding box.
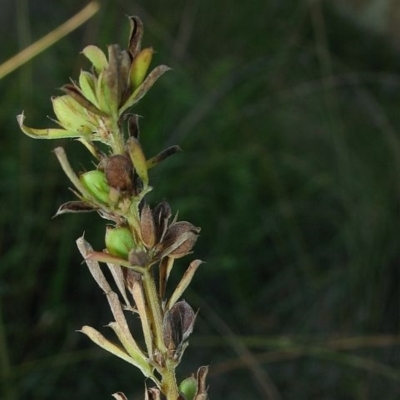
[79,170,110,204]
[105,226,136,259]
[179,377,197,400]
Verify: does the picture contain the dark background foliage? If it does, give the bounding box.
[1,1,400,399]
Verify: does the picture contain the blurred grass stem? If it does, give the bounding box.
[0,1,99,80]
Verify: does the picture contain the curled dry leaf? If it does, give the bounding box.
[194,366,209,400]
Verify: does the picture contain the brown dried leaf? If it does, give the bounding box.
[54,201,97,217]
[146,145,182,169]
[127,16,143,59]
[107,263,131,308]
[76,237,112,293]
[146,387,161,400]
[125,270,153,355]
[194,366,209,400]
[106,291,138,350]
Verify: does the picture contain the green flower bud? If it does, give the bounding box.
[129,47,154,89]
[179,376,197,400]
[105,227,136,259]
[79,170,110,204]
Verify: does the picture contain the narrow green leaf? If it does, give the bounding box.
[79,70,99,107]
[82,45,108,74]
[80,325,152,376]
[17,113,84,139]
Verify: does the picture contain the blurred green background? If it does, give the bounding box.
[1,0,400,399]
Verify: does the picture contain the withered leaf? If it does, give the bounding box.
[194,366,209,400]
[127,16,144,59]
[54,201,97,217]
[146,145,182,169]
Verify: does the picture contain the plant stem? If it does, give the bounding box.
[142,269,180,399]
[142,268,164,351]
[161,360,179,400]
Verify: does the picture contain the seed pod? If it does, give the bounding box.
[140,203,156,248]
[161,221,200,259]
[105,226,136,259]
[162,300,196,356]
[79,170,110,204]
[104,154,134,192]
[152,201,172,242]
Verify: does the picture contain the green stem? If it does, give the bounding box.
[110,119,125,154]
[142,269,179,399]
[161,360,179,400]
[142,269,164,351]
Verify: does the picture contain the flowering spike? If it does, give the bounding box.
[19,15,207,400]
